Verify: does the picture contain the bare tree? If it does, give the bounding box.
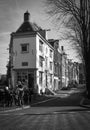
[45,0,90,98]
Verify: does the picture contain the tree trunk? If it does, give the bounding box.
[85,51,90,99]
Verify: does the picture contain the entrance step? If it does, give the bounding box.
[45,88,56,95]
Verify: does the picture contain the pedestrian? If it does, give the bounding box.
[16,81,24,106]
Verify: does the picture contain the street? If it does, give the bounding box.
[0,106,90,130]
[0,90,90,130]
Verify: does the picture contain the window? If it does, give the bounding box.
[21,43,29,53]
[22,62,28,66]
[39,40,43,52]
[39,72,43,85]
[50,74,52,84]
[50,62,52,70]
[50,49,52,58]
[39,56,43,67]
[45,56,48,67]
[17,72,27,82]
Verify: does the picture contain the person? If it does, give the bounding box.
[22,79,29,105]
[16,81,24,106]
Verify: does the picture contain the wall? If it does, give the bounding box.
[13,36,36,69]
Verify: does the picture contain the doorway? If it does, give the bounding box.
[28,74,34,89]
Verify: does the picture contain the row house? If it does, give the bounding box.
[79,63,86,84]
[60,46,69,88]
[48,39,62,90]
[9,11,54,94]
[72,62,79,83]
[48,39,69,89]
[49,39,79,89]
[68,60,79,85]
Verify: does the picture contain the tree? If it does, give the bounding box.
[45,0,90,98]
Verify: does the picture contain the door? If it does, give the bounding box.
[28,74,34,89]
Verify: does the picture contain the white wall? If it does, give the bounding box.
[13,36,36,69]
[36,34,54,92]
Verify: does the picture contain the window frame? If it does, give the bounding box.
[39,56,43,67]
[21,43,29,53]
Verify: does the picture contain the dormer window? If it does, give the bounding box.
[21,43,29,53]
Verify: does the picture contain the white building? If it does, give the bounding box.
[9,11,54,94]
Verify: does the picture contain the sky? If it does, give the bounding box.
[0,0,81,74]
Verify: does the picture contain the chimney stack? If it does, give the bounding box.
[24,11,30,22]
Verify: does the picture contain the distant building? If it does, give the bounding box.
[73,62,79,83]
[9,11,54,94]
[68,60,79,84]
[79,63,85,84]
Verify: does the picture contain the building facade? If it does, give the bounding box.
[48,39,62,90]
[9,11,54,94]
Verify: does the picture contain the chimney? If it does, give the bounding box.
[24,11,30,22]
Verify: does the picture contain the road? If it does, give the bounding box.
[0,107,90,130]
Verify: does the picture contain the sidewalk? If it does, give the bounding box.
[0,94,54,112]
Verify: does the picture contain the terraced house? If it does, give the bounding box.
[9,11,54,94]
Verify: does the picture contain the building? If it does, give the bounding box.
[79,63,85,84]
[48,39,62,90]
[9,11,54,94]
[72,62,79,83]
[60,46,69,88]
[68,60,79,86]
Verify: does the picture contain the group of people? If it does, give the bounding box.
[14,80,35,106]
[0,80,35,107]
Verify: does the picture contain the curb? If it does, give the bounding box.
[80,97,90,108]
[0,106,30,113]
[0,97,56,113]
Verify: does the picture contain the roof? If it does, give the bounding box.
[16,11,42,33]
[16,22,41,33]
